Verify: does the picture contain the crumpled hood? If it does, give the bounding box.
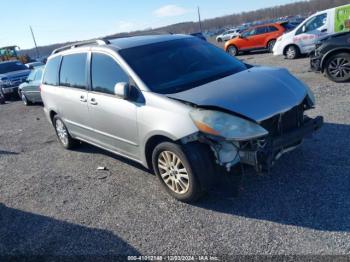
[166,66,308,122]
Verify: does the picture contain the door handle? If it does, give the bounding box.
[321,29,327,33]
[80,95,87,102]
[90,98,98,105]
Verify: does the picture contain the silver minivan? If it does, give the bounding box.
[41,35,323,202]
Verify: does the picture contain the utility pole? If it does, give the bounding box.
[29,26,40,59]
[197,6,203,33]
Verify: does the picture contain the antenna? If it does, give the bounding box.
[29,26,40,59]
[197,6,203,33]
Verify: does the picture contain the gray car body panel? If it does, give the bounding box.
[166,66,308,123]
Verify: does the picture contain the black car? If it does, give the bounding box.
[0,61,31,101]
[310,32,350,83]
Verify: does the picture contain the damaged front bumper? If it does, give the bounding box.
[239,116,323,172]
[193,115,323,173]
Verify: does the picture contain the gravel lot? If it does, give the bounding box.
[0,51,350,257]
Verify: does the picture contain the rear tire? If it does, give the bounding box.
[285,45,299,59]
[324,53,350,83]
[152,142,213,202]
[53,115,78,149]
[227,45,238,56]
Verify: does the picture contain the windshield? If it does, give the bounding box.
[0,62,27,74]
[119,37,247,94]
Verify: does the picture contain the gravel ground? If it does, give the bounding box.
[0,51,349,258]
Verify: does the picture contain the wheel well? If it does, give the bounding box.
[266,39,276,47]
[321,49,350,71]
[49,110,57,124]
[283,44,299,55]
[145,135,173,170]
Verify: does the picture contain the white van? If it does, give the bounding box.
[273,4,350,59]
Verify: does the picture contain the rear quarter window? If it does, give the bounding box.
[42,56,61,86]
[59,53,87,89]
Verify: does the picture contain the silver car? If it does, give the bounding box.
[41,35,323,202]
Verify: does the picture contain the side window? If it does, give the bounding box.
[59,53,87,89]
[256,27,267,35]
[42,56,61,86]
[34,69,43,81]
[91,53,129,95]
[297,13,327,34]
[268,26,278,32]
[242,29,254,38]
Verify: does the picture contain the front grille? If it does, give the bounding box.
[260,103,304,137]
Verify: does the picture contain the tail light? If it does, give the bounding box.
[39,84,42,92]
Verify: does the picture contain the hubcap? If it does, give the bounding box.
[328,57,350,79]
[158,151,190,194]
[286,47,295,58]
[55,119,68,146]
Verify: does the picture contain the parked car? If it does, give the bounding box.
[0,61,31,100]
[216,28,241,42]
[273,4,350,59]
[25,61,44,69]
[41,35,323,202]
[310,31,350,82]
[224,23,286,56]
[18,66,44,105]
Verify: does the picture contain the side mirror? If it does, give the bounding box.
[114,82,129,99]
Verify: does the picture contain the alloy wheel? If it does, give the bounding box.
[157,151,190,194]
[286,47,296,59]
[328,57,350,80]
[228,46,237,56]
[55,119,69,146]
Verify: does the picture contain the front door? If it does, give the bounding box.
[26,67,43,102]
[293,13,329,54]
[88,52,139,158]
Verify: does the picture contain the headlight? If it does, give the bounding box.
[189,109,268,141]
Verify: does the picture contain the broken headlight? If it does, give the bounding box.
[190,109,268,141]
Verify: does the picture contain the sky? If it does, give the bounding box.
[0,0,297,49]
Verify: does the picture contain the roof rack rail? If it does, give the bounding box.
[51,39,110,55]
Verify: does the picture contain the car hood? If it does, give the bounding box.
[0,69,30,80]
[166,66,308,122]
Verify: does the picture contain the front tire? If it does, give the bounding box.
[152,142,212,202]
[227,45,238,56]
[20,91,31,106]
[285,45,299,59]
[324,53,350,83]
[53,115,77,149]
[217,38,223,43]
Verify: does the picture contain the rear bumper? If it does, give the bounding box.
[239,116,323,172]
